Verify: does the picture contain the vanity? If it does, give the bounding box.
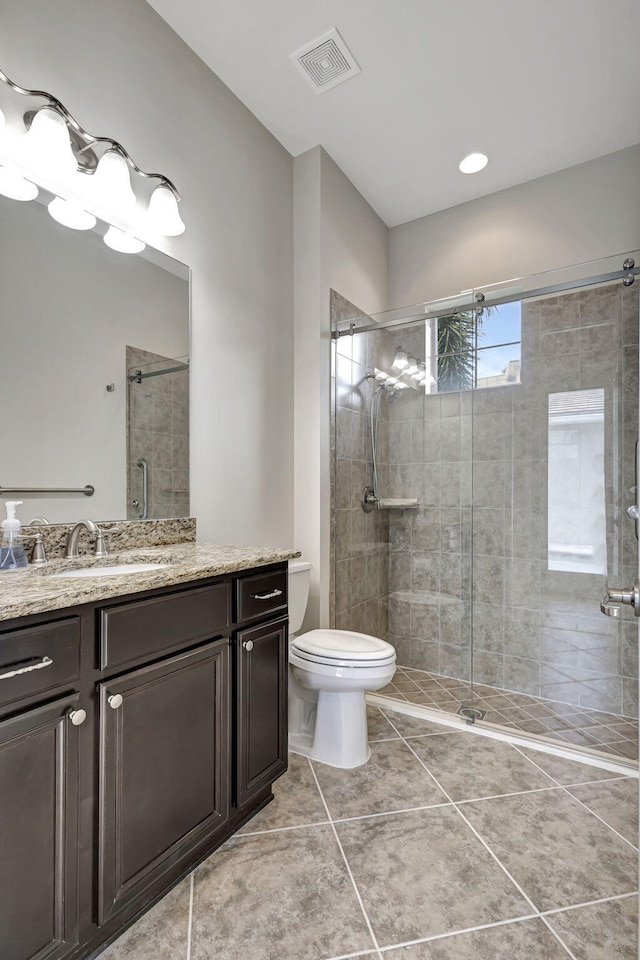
[0,541,298,960]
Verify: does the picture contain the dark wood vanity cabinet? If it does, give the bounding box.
[98,639,230,924]
[235,617,288,808]
[0,561,289,960]
[0,695,80,960]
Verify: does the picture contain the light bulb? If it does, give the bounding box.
[104,226,145,254]
[0,165,38,201]
[395,382,409,390]
[458,152,489,174]
[374,368,388,382]
[392,350,408,370]
[48,197,96,230]
[146,184,185,236]
[406,357,418,375]
[386,376,398,386]
[91,149,136,214]
[20,107,77,182]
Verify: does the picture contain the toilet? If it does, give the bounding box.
[288,560,397,768]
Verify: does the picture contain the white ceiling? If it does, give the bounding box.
[147,0,640,227]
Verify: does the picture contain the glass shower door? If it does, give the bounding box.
[469,274,639,762]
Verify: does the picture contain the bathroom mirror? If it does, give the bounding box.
[0,192,190,524]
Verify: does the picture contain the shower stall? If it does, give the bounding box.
[331,254,640,766]
[127,345,190,519]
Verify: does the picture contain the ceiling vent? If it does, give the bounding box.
[290,28,361,94]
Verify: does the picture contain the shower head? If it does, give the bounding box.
[386,385,404,403]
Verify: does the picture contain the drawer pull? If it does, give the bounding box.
[251,589,283,601]
[108,694,124,710]
[0,655,53,680]
[243,640,254,652]
[68,708,87,726]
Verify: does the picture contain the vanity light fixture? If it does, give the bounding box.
[458,152,489,174]
[0,164,37,200]
[147,184,185,237]
[90,148,137,214]
[392,349,408,370]
[104,226,145,254]
[48,197,96,231]
[0,68,185,251]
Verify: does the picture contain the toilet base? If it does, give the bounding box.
[289,688,372,768]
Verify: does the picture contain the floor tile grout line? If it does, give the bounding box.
[537,915,581,960]
[320,950,378,960]
[540,890,639,917]
[186,872,194,960]
[307,759,384,960]
[393,720,631,960]
[384,714,546,921]
[333,800,453,823]
[559,785,639,851]
[236,818,332,837]
[454,784,565,806]
[512,744,639,851]
[374,912,540,951]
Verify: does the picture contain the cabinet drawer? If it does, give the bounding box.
[100,582,231,670]
[236,568,287,623]
[0,618,80,710]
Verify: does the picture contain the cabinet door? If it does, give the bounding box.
[0,695,81,960]
[98,640,229,924]
[235,617,288,808]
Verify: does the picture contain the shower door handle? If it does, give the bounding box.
[600,580,640,618]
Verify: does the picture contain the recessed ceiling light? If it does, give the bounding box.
[459,152,489,174]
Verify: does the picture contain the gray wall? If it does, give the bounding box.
[389,146,640,307]
[294,147,389,631]
[1,0,294,547]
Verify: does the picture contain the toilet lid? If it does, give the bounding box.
[291,629,395,662]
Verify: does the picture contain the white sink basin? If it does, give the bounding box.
[53,563,173,579]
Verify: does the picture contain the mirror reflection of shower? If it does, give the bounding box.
[126,344,190,519]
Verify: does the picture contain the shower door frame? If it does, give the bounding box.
[332,251,640,770]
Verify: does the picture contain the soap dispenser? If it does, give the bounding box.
[0,500,28,570]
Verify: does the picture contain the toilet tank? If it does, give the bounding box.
[288,560,312,634]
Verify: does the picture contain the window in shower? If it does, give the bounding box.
[547,388,606,575]
[435,301,521,392]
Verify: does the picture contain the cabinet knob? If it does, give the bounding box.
[108,693,124,710]
[243,640,254,652]
[68,708,87,726]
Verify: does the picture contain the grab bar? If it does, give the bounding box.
[0,485,94,496]
[136,459,148,520]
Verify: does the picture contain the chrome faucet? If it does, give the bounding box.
[64,520,109,559]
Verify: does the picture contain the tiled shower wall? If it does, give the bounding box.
[333,283,639,719]
[127,345,190,520]
[331,292,390,639]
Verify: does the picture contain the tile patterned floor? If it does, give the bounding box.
[100,706,639,960]
[379,666,640,762]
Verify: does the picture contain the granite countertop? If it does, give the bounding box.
[0,542,301,622]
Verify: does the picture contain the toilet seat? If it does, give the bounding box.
[290,647,396,670]
[291,629,395,663]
